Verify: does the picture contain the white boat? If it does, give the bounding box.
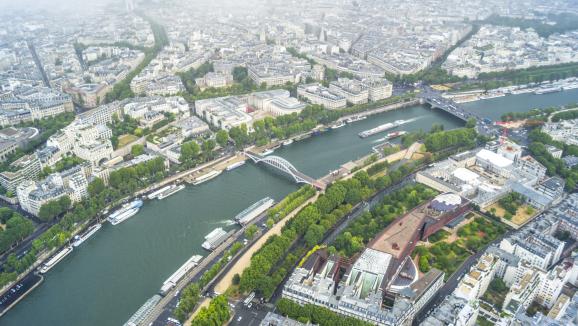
[108,200,143,226]
[358,120,406,138]
[235,197,275,225]
[534,87,562,95]
[202,228,229,250]
[226,161,246,171]
[160,254,203,295]
[147,185,172,200]
[192,170,221,185]
[261,149,274,156]
[39,246,73,274]
[157,184,185,200]
[331,121,346,129]
[282,139,294,146]
[72,224,102,247]
[346,115,367,123]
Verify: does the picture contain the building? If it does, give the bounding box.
[282,248,445,326]
[297,83,346,110]
[64,83,109,108]
[421,295,478,326]
[17,166,88,217]
[173,116,210,138]
[195,72,233,90]
[260,312,311,326]
[195,96,252,130]
[329,78,369,105]
[248,90,306,116]
[77,102,122,126]
[503,267,542,315]
[454,253,497,301]
[0,154,42,193]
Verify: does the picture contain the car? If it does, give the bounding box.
[247,303,252,308]
[237,316,243,322]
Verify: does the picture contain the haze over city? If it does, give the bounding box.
[0,1,577,326]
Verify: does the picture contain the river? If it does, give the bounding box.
[3,90,577,326]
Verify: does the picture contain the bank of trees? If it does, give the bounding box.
[238,174,374,298]
[333,184,438,257]
[267,185,316,222]
[173,242,243,322]
[423,127,477,153]
[0,208,34,254]
[38,196,71,222]
[498,192,525,216]
[190,295,230,325]
[551,108,578,122]
[527,129,578,190]
[105,15,169,103]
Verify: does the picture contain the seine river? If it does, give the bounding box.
[3,90,577,326]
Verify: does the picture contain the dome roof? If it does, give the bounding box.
[430,193,462,212]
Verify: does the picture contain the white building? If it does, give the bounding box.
[297,83,346,110]
[195,96,252,131]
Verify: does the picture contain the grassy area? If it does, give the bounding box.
[117,134,139,148]
[428,229,450,243]
[482,278,509,310]
[415,215,506,278]
[487,202,536,226]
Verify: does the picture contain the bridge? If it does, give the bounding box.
[420,87,498,137]
[245,151,326,190]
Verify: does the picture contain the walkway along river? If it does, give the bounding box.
[2,90,578,326]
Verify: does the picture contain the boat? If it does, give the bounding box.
[282,139,294,146]
[157,184,185,200]
[358,120,405,138]
[261,149,274,156]
[72,224,102,247]
[235,197,275,225]
[108,200,143,226]
[346,115,366,123]
[160,254,203,295]
[384,130,407,140]
[226,161,246,171]
[147,185,172,200]
[39,246,73,274]
[534,87,562,95]
[192,170,221,185]
[201,228,230,251]
[330,121,346,129]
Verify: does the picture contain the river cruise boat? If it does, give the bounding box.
[39,246,73,274]
[72,224,102,247]
[235,197,275,225]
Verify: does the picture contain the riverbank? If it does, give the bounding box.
[212,193,320,295]
[445,77,578,104]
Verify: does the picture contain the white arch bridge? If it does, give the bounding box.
[244,151,326,190]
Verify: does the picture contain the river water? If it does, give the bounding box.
[3,91,577,326]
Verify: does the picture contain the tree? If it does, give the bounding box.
[87,178,105,197]
[232,273,241,285]
[180,141,200,162]
[466,117,477,128]
[216,130,229,148]
[266,218,275,229]
[131,144,145,156]
[245,224,259,240]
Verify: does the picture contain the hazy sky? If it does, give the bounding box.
[0,0,117,12]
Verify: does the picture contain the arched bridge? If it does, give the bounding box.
[245,150,326,189]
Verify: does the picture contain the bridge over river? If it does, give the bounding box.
[244,150,327,190]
